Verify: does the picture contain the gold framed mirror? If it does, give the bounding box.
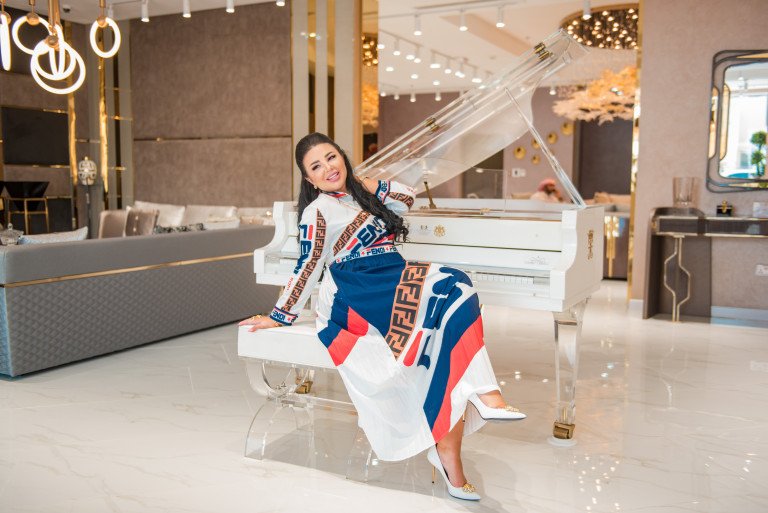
[707,49,768,191]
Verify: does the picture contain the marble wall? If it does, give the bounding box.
[633,0,768,310]
[130,3,293,208]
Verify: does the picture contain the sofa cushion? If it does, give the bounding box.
[133,201,186,227]
[98,210,128,238]
[125,207,159,236]
[181,205,237,225]
[203,218,240,230]
[18,226,89,244]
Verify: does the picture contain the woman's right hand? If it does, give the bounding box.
[239,315,282,332]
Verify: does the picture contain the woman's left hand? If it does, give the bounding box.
[239,315,282,332]
[359,176,379,194]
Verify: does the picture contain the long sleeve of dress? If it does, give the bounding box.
[374,180,416,214]
[269,205,330,326]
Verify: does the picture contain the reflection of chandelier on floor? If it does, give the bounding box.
[553,66,637,125]
[1,0,121,95]
[561,4,639,49]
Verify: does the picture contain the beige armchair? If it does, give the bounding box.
[98,210,128,238]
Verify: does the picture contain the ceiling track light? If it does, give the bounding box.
[444,58,452,74]
[182,0,190,18]
[392,38,400,56]
[458,9,467,31]
[471,65,481,83]
[496,6,505,28]
[410,90,416,103]
[413,45,421,63]
[276,0,285,6]
[226,0,234,13]
[582,0,591,20]
[413,13,421,36]
[429,50,440,69]
[140,0,149,22]
[393,92,400,100]
[435,91,441,101]
[549,85,556,95]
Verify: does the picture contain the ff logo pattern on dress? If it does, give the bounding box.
[282,211,326,313]
[385,261,430,358]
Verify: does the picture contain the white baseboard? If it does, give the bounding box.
[711,306,768,322]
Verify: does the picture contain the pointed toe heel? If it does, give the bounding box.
[426,446,481,501]
[468,395,527,421]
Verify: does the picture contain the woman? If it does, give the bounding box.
[241,133,525,501]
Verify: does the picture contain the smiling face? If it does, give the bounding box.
[302,143,348,193]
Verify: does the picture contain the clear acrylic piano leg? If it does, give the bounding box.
[549,300,586,446]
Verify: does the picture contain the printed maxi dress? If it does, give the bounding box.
[268,180,501,462]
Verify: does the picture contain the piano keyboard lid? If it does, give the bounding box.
[355,29,589,210]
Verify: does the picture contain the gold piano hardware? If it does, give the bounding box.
[604,216,620,277]
[423,180,437,209]
[425,117,440,132]
[295,379,313,394]
[553,421,575,439]
[433,225,446,237]
[534,42,552,61]
[587,229,595,260]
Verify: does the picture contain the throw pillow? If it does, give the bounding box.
[133,201,186,227]
[18,226,89,244]
[153,223,205,234]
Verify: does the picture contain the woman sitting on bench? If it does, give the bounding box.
[240,132,525,501]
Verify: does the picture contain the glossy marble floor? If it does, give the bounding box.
[2,280,767,513]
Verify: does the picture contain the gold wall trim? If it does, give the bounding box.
[1,252,252,288]
[0,105,68,114]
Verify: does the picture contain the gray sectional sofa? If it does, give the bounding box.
[0,226,280,377]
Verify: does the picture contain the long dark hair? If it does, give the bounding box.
[295,132,408,242]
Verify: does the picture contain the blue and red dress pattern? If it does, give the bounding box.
[269,180,500,461]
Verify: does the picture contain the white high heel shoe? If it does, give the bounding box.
[427,445,481,501]
[468,394,527,421]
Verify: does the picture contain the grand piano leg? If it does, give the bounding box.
[550,300,586,446]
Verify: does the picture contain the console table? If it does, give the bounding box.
[644,207,768,321]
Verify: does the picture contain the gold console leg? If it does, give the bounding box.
[662,236,692,322]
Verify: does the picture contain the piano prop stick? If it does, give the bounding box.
[241,29,604,449]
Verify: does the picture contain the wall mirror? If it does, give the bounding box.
[707,50,768,191]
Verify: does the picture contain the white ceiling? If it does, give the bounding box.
[5,0,637,93]
[378,0,637,94]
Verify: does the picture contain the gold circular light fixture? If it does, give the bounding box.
[562,4,639,49]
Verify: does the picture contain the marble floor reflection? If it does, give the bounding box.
[1,280,767,512]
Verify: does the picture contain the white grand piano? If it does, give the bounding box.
[244,30,603,445]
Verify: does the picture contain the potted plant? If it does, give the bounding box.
[751,130,766,177]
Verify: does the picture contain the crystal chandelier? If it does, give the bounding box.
[4,0,121,95]
[362,33,378,67]
[552,66,637,124]
[561,4,639,49]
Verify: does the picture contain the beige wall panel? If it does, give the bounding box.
[3,167,72,196]
[633,0,768,309]
[0,73,67,111]
[130,4,291,140]
[133,137,292,207]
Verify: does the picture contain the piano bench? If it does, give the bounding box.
[237,322,334,371]
[238,323,383,481]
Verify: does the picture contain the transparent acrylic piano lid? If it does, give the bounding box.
[355,29,589,206]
